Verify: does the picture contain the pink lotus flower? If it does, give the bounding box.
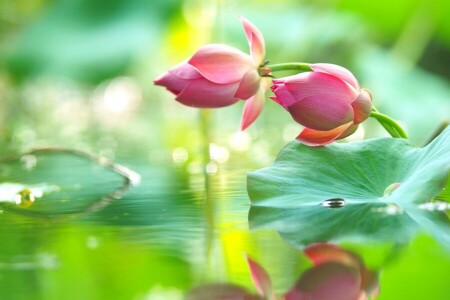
[154,17,268,130]
[271,64,373,146]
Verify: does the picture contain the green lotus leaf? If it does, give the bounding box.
[248,127,450,247]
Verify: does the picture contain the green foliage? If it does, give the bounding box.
[358,51,450,144]
[4,0,180,83]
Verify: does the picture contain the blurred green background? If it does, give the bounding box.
[0,0,449,299]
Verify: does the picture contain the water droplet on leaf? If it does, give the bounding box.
[321,198,346,208]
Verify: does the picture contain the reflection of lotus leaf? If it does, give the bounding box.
[0,149,139,217]
[0,183,60,205]
[248,127,450,247]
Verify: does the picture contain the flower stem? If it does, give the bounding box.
[370,108,408,139]
[264,63,312,73]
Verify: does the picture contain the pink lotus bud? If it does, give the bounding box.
[270,64,373,146]
[154,17,267,130]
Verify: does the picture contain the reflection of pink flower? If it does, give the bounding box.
[271,64,372,146]
[154,17,268,130]
[247,244,379,300]
[285,243,379,300]
[186,244,379,300]
[186,284,262,300]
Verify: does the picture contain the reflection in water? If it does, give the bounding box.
[0,182,60,208]
[186,243,379,300]
[372,203,404,215]
[20,154,37,171]
[418,201,450,212]
[287,244,379,300]
[187,284,262,300]
[0,148,140,218]
[14,188,35,208]
[0,253,59,271]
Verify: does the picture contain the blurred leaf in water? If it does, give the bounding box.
[0,182,60,208]
[76,158,209,256]
[84,161,202,225]
[0,148,139,217]
[248,127,450,248]
[3,0,180,83]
